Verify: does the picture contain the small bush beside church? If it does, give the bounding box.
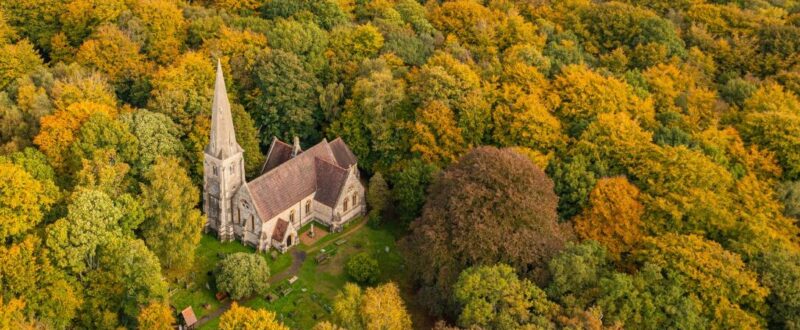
[345,252,380,285]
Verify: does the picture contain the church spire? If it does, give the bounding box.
[206,59,241,158]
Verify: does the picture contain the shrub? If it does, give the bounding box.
[345,252,380,284]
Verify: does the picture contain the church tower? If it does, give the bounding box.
[203,60,245,241]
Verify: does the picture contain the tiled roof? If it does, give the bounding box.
[248,139,336,220]
[329,138,357,168]
[272,219,289,241]
[261,138,294,174]
[181,307,197,326]
[314,158,349,207]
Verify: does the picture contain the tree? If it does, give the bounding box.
[124,0,186,65]
[137,301,174,330]
[67,112,139,174]
[0,236,82,329]
[328,66,407,171]
[75,24,151,105]
[46,189,122,275]
[120,110,183,173]
[247,49,320,146]
[147,52,213,134]
[140,157,205,276]
[737,83,800,179]
[546,241,705,329]
[34,101,117,169]
[82,237,168,326]
[346,253,380,284]
[219,302,288,330]
[332,283,412,330]
[216,253,270,300]
[573,177,645,259]
[0,298,35,329]
[410,100,465,165]
[453,264,556,330]
[366,172,389,221]
[50,64,118,110]
[0,39,43,90]
[0,162,56,241]
[404,147,570,314]
[552,65,655,136]
[633,234,768,328]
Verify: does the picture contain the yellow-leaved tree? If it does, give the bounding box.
[34,101,117,169]
[219,303,289,330]
[573,176,645,260]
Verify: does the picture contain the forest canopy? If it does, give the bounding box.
[0,0,800,329]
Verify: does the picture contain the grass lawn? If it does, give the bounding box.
[195,217,413,329]
[170,234,293,320]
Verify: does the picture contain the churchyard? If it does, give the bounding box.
[170,217,410,329]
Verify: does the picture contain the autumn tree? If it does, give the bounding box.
[0,236,81,329]
[573,177,645,259]
[140,157,205,276]
[75,24,150,105]
[633,234,768,328]
[552,65,655,136]
[123,0,186,65]
[34,101,117,170]
[219,303,289,330]
[332,283,413,330]
[137,301,174,330]
[404,147,570,314]
[737,83,800,179]
[0,162,56,241]
[0,39,43,90]
[410,100,465,165]
[453,264,556,330]
[216,253,270,300]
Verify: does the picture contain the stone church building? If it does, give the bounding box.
[203,61,365,253]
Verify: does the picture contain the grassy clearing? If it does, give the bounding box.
[170,234,293,320]
[194,217,411,329]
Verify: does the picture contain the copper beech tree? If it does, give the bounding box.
[404,146,571,315]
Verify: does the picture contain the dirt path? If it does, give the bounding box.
[194,219,366,328]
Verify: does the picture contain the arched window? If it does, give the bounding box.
[305,200,311,215]
[352,193,357,206]
[343,199,349,212]
[250,215,255,231]
[290,210,296,224]
[236,208,241,224]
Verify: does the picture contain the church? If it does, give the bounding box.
[202,61,366,253]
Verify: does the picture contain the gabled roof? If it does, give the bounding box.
[272,219,289,241]
[248,139,336,220]
[329,138,358,168]
[314,158,349,207]
[261,138,294,174]
[247,138,358,221]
